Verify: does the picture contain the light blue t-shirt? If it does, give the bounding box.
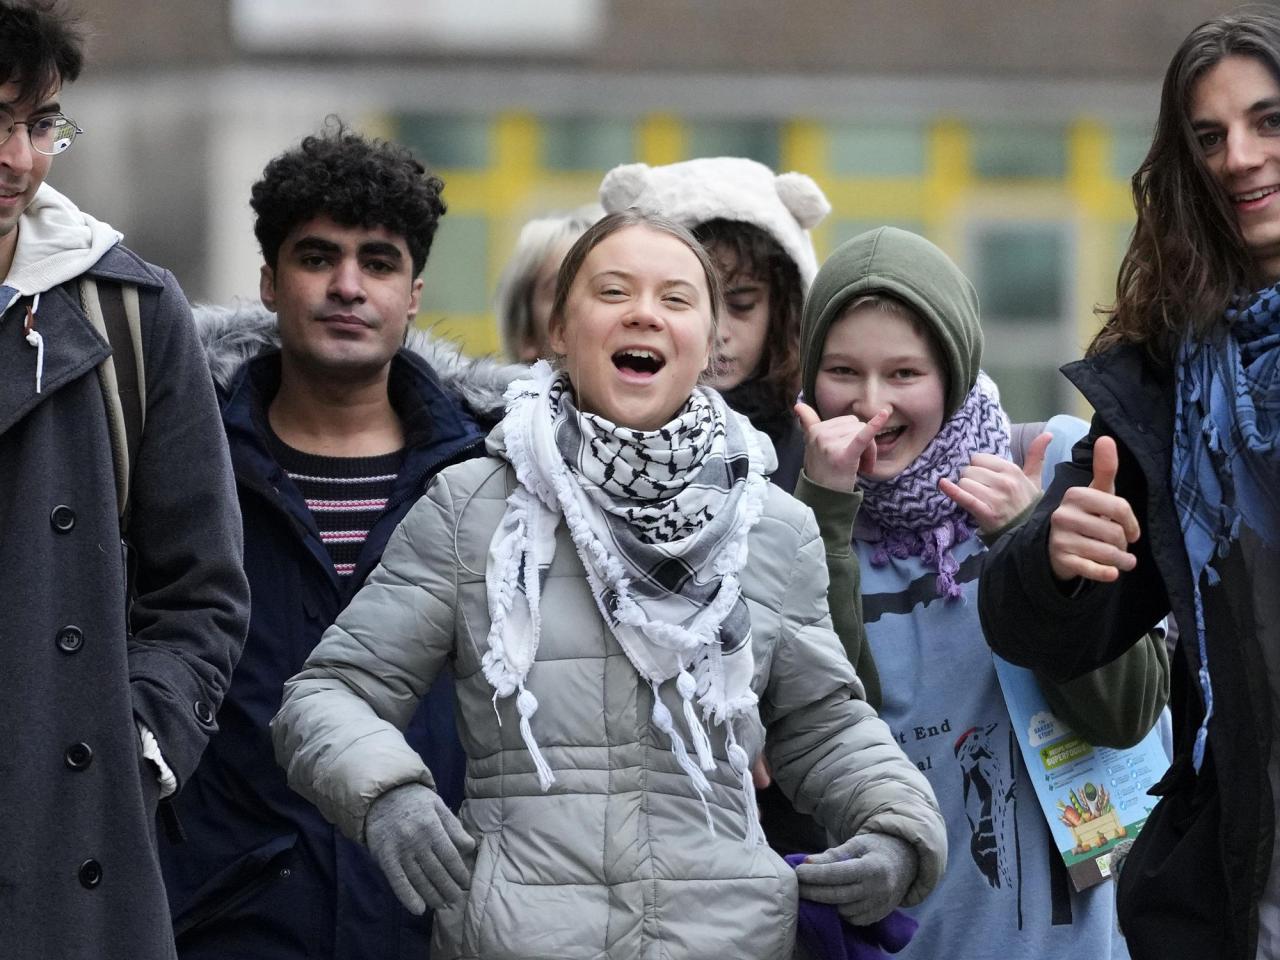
[857,415,1130,960]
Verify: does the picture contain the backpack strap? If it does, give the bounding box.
[81,277,146,529]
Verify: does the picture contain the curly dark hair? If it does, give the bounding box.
[692,218,803,417]
[251,121,446,277]
[1095,11,1280,361]
[0,0,84,104]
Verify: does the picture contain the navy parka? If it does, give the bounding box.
[159,347,485,959]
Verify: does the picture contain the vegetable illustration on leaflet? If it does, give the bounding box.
[1058,781,1123,854]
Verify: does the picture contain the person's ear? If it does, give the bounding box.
[548,315,569,356]
[408,277,423,322]
[259,264,277,312]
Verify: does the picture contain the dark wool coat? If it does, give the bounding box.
[159,307,496,960]
[979,343,1270,960]
[0,246,249,959]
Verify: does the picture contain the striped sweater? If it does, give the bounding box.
[266,432,405,581]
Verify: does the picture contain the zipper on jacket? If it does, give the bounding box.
[385,434,486,514]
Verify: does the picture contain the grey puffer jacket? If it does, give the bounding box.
[273,429,946,960]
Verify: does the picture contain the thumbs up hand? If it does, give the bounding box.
[795,402,890,493]
[940,431,1053,536]
[1047,435,1141,583]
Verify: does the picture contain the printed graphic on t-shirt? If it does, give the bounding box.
[953,722,1026,926]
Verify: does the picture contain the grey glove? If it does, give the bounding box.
[794,833,918,926]
[365,782,477,915]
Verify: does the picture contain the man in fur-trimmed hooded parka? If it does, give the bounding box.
[157,128,518,960]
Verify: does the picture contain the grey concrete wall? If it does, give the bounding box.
[76,0,1262,80]
[600,0,1253,78]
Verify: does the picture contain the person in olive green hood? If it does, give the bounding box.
[799,226,981,420]
[789,226,1170,960]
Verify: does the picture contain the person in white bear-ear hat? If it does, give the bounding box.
[599,157,830,493]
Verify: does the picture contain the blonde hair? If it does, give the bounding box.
[495,206,601,361]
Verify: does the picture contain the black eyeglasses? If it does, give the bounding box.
[0,106,83,156]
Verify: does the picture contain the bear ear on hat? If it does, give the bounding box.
[774,172,831,230]
[600,163,652,214]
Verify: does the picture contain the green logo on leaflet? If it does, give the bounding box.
[1040,736,1092,770]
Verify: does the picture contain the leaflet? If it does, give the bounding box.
[993,655,1169,892]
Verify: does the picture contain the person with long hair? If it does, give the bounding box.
[271,211,945,959]
[977,12,1280,960]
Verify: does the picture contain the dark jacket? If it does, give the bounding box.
[978,343,1269,960]
[0,245,249,960]
[720,377,804,492]
[159,318,491,960]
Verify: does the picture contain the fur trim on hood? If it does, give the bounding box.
[193,301,526,423]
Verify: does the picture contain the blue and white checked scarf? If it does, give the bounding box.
[484,362,771,843]
[1172,286,1280,772]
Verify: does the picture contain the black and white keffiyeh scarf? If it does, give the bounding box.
[485,362,771,843]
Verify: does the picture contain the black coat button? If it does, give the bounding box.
[65,742,93,770]
[79,859,102,888]
[50,505,76,533]
[56,625,84,654]
[193,700,215,726]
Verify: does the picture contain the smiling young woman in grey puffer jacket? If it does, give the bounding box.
[272,211,946,959]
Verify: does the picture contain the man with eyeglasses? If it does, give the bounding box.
[0,4,249,959]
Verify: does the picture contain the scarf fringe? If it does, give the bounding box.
[726,724,766,848]
[517,686,555,791]
[678,670,716,771]
[651,681,715,833]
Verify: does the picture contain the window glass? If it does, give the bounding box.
[1111,221,1136,273]
[396,114,490,169]
[973,225,1067,321]
[687,120,779,170]
[828,123,925,177]
[542,117,635,171]
[984,362,1067,424]
[973,125,1066,179]
[1110,124,1153,180]
[420,216,488,314]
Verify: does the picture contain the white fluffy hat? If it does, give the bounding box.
[599,157,831,286]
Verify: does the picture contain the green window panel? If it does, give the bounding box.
[973,225,1066,321]
[828,218,927,252]
[1110,124,1154,180]
[687,120,779,169]
[420,216,489,315]
[984,363,1065,423]
[542,117,635,172]
[396,114,490,169]
[973,125,1066,180]
[828,123,925,177]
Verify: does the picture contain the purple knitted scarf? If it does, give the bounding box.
[858,372,1010,599]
